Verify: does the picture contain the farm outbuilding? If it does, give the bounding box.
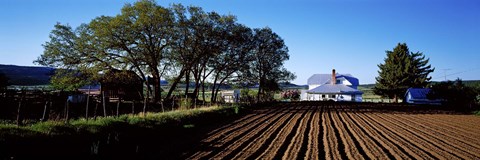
[78,70,143,101]
[404,88,442,105]
[220,89,240,103]
[303,69,363,102]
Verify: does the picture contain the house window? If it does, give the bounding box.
[331,94,336,98]
[321,94,325,98]
[336,80,341,84]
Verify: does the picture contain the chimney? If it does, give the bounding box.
[331,69,336,85]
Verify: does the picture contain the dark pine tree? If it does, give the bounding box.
[374,43,434,102]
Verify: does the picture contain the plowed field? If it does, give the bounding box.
[186,103,480,159]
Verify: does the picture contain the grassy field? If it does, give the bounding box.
[0,105,241,135]
[357,84,405,103]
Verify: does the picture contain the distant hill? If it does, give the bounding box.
[0,64,55,86]
[359,80,480,90]
[431,80,480,88]
[279,82,308,89]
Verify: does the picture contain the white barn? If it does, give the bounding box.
[303,69,363,102]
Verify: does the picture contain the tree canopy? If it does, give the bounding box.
[35,0,295,103]
[428,79,479,110]
[374,43,434,102]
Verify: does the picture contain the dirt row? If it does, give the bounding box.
[185,104,480,159]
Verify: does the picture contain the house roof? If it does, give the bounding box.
[307,74,359,86]
[307,84,363,94]
[406,88,431,100]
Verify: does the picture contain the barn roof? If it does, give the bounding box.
[406,88,431,100]
[307,73,359,86]
[307,84,363,94]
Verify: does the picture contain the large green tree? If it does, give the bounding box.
[374,43,434,102]
[35,0,295,105]
[36,0,175,101]
[243,27,296,102]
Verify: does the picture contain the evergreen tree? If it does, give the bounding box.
[374,43,434,102]
[408,52,434,87]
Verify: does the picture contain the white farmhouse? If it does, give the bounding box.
[303,69,363,102]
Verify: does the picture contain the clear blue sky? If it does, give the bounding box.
[1,0,479,84]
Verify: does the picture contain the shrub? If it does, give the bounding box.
[281,90,300,101]
[428,79,479,110]
[474,110,480,116]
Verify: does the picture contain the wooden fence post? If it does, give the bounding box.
[172,96,175,111]
[131,101,135,114]
[102,91,107,117]
[42,99,48,121]
[93,102,98,120]
[116,97,121,117]
[65,99,69,123]
[85,85,91,120]
[16,95,23,126]
[143,94,148,117]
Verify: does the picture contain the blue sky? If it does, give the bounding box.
[1,0,479,84]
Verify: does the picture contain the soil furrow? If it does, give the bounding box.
[426,114,480,129]
[413,114,480,140]
[338,111,392,159]
[328,105,349,160]
[282,106,314,160]
[323,106,341,160]
[374,113,461,159]
[254,107,311,159]
[346,112,412,159]
[331,109,366,159]
[305,105,321,160]
[186,103,480,160]
[236,106,308,159]
[200,106,287,144]
[359,112,434,159]
[384,113,480,159]
[270,107,310,160]
[212,107,301,159]
[317,105,326,159]
[412,115,480,147]
[192,106,294,159]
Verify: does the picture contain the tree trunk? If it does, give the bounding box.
[185,70,191,96]
[213,76,230,104]
[42,100,49,122]
[393,94,398,103]
[166,68,186,100]
[143,89,148,116]
[131,101,135,114]
[85,85,91,120]
[102,91,107,117]
[94,102,98,120]
[116,97,121,117]
[210,75,219,103]
[65,100,70,123]
[16,96,23,126]
[152,71,161,103]
[257,76,265,102]
[201,81,206,106]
